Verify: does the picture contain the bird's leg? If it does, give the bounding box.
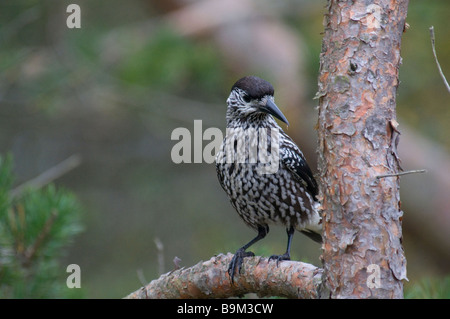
[269,226,295,266]
[228,225,268,283]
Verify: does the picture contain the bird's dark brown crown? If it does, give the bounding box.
[231,76,274,99]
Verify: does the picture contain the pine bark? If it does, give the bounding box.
[125,253,323,299]
[317,0,409,298]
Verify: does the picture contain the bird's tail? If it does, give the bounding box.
[300,229,322,244]
[299,201,322,243]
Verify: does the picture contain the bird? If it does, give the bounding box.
[215,75,322,283]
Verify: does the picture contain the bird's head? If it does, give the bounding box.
[226,75,289,127]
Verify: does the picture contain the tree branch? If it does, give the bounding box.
[376,169,426,179]
[124,253,324,299]
[10,154,82,199]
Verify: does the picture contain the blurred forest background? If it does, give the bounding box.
[0,0,449,298]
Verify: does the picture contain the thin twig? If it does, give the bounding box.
[136,269,147,287]
[173,256,182,270]
[154,237,165,276]
[429,26,450,93]
[376,169,427,179]
[23,210,58,268]
[10,154,82,199]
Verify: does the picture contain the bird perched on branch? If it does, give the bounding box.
[215,75,322,283]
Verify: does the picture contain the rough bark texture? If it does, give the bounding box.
[317,0,409,298]
[125,253,324,299]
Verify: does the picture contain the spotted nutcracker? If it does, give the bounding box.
[215,75,322,283]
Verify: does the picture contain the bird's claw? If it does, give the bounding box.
[228,249,254,284]
[268,253,290,267]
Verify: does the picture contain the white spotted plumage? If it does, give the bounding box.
[215,76,322,281]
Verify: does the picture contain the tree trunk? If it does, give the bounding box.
[317,0,409,298]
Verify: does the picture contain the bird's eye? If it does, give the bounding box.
[242,95,251,103]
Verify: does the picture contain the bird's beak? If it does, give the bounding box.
[260,99,289,126]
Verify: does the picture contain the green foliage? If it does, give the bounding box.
[0,155,84,298]
[117,28,226,99]
[405,276,450,299]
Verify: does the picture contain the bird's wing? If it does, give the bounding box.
[279,133,318,200]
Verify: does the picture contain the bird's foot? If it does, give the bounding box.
[228,249,255,284]
[268,253,291,267]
